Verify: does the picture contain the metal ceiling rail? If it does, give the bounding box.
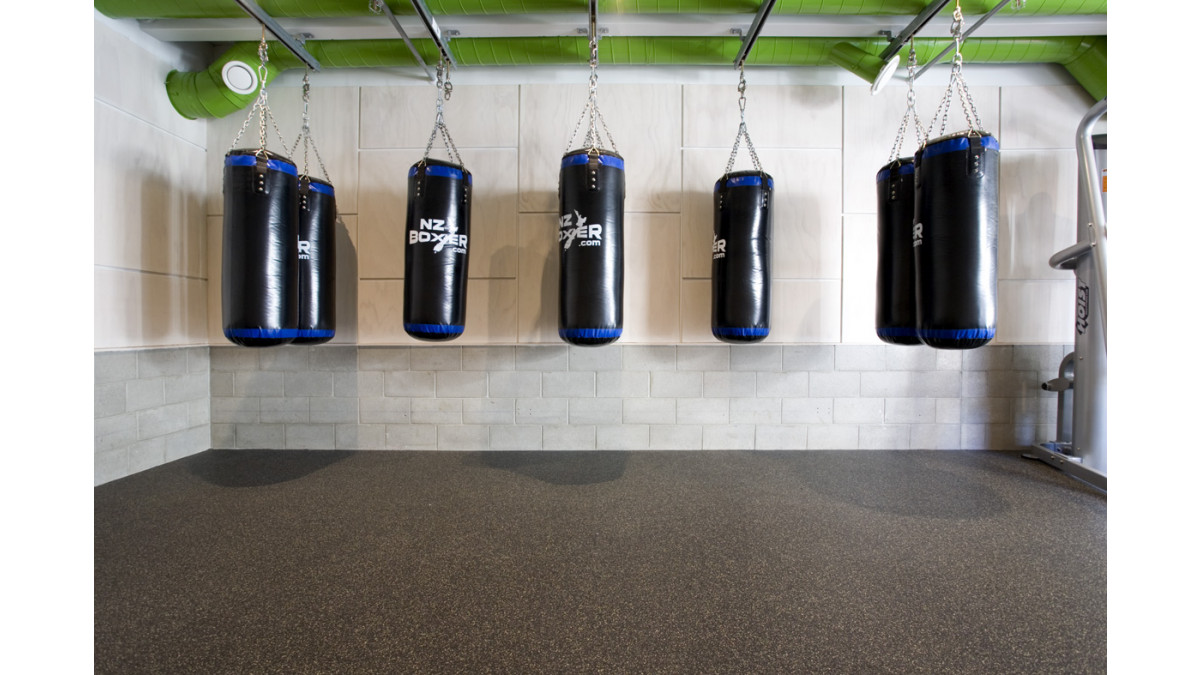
[369,0,433,81]
[734,0,778,69]
[136,14,1107,43]
[233,0,321,71]
[913,0,1014,81]
[879,0,952,61]
[410,0,457,67]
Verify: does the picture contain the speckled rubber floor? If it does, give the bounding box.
[95,450,1106,674]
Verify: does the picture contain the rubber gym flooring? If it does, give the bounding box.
[95,449,1106,674]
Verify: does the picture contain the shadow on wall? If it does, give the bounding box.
[185,449,354,488]
[137,167,206,344]
[465,450,630,486]
[334,215,358,344]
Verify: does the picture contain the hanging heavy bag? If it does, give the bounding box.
[913,132,999,349]
[293,176,336,344]
[404,159,472,341]
[711,67,771,344]
[712,171,773,343]
[222,149,300,347]
[404,62,472,342]
[875,158,920,345]
[559,148,625,346]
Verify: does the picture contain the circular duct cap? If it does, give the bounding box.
[871,54,900,95]
[221,60,259,95]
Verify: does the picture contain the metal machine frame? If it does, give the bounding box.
[1028,98,1107,492]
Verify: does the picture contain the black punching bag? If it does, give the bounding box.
[875,158,920,345]
[293,177,336,344]
[913,132,999,349]
[712,171,772,343]
[404,159,471,341]
[222,149,299,347]
[558,149,624,346]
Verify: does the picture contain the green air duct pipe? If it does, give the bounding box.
[168,36,1105,118]
[96,0,1108,18]
[166,43,282,120]
[1061,36,1106,102]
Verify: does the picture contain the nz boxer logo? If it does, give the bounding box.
[298,240,312,260]
[912,222,924,247]
[410,218,468,254]
[712,235,726,260]
[559,210,603,249]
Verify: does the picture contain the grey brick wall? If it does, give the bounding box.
[96,343,1070,484]
[95,348,211,485]
[208,344,1068,454]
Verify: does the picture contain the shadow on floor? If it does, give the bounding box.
[464,450,630,486]
[185,449,355,488]
[759,451,1011,520]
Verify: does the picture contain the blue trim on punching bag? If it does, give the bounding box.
[559,328,622,340]
[224,328,300,339]
[876,162,915,182]
[408,164,470,183]
[713,326,770,338]
[304,181,335,196]
[917,327,996,341]
[920,135,1000,159]
[561,153,625,171]
[224,154,298,176]
[715,175,775,191]
[405,323,464,335]
[876,327,920,339]
[295,329,335,339]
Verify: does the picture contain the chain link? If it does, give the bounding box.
[565,32,618,155]
[423,60,464,166]
[288,69,332,183]
[928,0,985,140]
[229,27,290,156]
[726,66,762,174]
[888,41,927,163]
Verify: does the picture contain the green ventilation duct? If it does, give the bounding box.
[167,35,1106,118]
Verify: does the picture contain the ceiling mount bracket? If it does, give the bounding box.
[410,0,456,69]
[369,0,434,82]
[233,0,321,71]
[879,0,952,62]
[734,0,778,69]
[913,0,1014,82]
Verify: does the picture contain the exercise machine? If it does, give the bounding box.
[1027,97,1107,492]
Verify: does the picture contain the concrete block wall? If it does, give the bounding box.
[95,348,211,484]
[210,344,1066,453]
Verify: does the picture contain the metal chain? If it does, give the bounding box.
[229,28,290,155]
[928,0,985,139]
[889,41,927,162]
[726,66,762,173]
[565,33,618,154]
[288,70,332,183]
[423,60,464,165]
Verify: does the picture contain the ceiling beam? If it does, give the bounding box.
[137,13,1107,43]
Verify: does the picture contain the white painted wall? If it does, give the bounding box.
[94,13,210,350]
